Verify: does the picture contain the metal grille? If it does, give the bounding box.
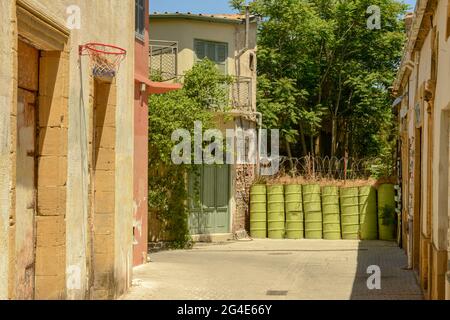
[150,40,178,81]
[231,76,252,112]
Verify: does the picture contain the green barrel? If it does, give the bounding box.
[250,185,267,238]
[378,184,396,241]
[340,187,360,240]
[302,184,322,239]
[285,185,304,239]
[322,186,341,240]
[359,186,378,240]
[267,185,285,239]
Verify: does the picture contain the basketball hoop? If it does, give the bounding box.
[79,43,126,82]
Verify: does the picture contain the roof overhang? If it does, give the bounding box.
[149,13,259,25]
[148,81,183,94]
[135,73,182,94]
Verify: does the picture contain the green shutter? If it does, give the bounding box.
[217,44,227,62]
[194,40,206,60]
[188,165,230,235]
[194,40,228,74]
[206,42,216,61]
[215,165,229,233]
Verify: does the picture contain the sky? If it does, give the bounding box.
[150,0,417,15]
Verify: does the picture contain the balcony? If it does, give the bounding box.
[150,40,178,82]
[230,76,253,113]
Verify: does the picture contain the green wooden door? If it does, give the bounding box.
[189,165,230,235]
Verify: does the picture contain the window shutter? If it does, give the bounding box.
[195,40,206,60]
[217,44,227,63]
[139,0,145,36]
[135,0,139,33]
[135,0,145,38]
[206,42,216,61]
[194,40,228,74]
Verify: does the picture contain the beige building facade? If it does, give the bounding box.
[0,0,135,299]
[393,0,450,300]
[149,13,259,240]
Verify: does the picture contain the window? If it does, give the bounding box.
[135,0,145,40]
[194,39,228,74]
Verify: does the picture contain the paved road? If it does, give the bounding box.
[122,239,423,300]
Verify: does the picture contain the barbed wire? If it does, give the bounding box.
[266,156,394,181]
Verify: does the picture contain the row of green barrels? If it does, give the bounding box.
[250,184,396,240]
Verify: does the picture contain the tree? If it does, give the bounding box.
[232,0,407,160]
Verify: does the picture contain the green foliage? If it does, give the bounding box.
[250,0,407,164]
[183,59,233,110]
[379,205,396,226]
[149,60,230,248]
[229,0,246,11]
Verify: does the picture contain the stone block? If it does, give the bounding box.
[36,216,65,248]
[95,126,115,150]
[38,127,68,156]
[94,170,115,192]
[94,192,115,213]
[35,245,65,276]
[37,156,67,187]
[35,275,65,300]
[94,148,115,171]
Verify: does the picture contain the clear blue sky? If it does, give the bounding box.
[150,0,417,14]
[150,0,236,14]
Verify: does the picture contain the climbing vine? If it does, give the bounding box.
[148,60,232,248]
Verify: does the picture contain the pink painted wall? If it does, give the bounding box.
[133,0,149,266]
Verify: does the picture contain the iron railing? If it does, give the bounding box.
[230,76,253,113]
[149,40,178,81]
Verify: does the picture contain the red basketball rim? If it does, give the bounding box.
[80,42,127,56]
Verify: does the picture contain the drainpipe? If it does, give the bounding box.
[245,5,250,50]
[254,112,263,177]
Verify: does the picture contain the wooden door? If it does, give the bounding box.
[189,165,230,235]
[15,40,39,299]
[15,89,37,299]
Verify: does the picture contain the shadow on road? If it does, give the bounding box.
[349,240,423,300]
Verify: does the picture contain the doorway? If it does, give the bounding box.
[14,40,39,300]
[188,165,230,235]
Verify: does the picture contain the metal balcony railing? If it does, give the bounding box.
[230,76,253,113]
[202,77,253,112]
[149,40,178,81]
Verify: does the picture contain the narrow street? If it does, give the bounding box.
[122,240,423,300]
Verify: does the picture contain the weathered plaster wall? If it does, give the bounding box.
[1,0,135,299]
[150,19,237,76]
[41,0,136,299]
[133,0,149,267]
[399,0,450,299]
[429,3,450,299]
[431,0,450,254]
[0,0,15,301]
